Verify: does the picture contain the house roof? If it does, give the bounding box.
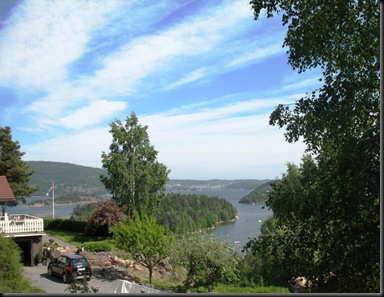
[0,176,16,202]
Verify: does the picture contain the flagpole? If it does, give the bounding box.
[52,181,55,218]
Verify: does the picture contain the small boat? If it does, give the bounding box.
[258,220,262,223]
[234,241,240,245]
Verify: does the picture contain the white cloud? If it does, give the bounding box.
[75,0,261,96]
[140,95,307,179]
[59,100,128,130]
[282,77,322,92]
[0,0,121,90]
[3,0,310,180]
[23,127,112,167]
[226,43,284,68]
[22,93,307,179]
[166,68,206,90]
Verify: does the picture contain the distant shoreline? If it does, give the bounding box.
[26,201,96,208]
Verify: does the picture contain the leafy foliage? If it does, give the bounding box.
[101,112,170,217]
[65,278,99,293]
[111,211,173,284]
[0,126,37,208]
[245,156,380,292]
[0,234,44,293]
[157,193,238,234]
[247,0,379,293]
[170,232,241,293]
[86,200,127,237]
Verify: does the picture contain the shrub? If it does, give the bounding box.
[83,241,112,252]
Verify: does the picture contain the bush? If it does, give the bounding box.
[83,241,112,252]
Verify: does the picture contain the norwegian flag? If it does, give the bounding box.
[46,183,55,196]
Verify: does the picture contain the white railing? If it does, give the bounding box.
[0,214,44,234]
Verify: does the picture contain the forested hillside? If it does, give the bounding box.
[69,193,238,235]
[26,161,108,198]
[157,193,238,234]
[27,161,267,199]
[239,181,273,204]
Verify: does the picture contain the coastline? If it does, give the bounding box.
[26,201,97,208]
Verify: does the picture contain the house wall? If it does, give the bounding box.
[13,235,43,267]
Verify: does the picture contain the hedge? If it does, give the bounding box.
[44,218,88,232]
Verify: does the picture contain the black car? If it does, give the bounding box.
[47,254,92,283]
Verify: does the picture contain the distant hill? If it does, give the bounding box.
[26,161,108,198]
[26,161,270,199]
[238,181,274,204]
[167,179,270,192]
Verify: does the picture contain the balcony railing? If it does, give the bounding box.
[0,214,44,234]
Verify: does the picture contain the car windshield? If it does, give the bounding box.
[72,258,88,266]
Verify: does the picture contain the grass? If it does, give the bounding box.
[44,229,111,247]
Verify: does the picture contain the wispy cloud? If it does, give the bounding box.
[1,0,318,179]
[59,100,128,130]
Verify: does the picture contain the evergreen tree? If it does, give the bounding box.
[0,126,37,213]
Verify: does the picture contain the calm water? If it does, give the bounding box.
[172,189,273,248]
[7,190,273,249]
[6,196,78,218]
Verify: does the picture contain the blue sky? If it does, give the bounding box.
[0,0,321,180]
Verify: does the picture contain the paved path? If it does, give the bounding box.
[23,263,118,294]
[24,234,118,293]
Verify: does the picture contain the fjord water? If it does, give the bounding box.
[7,189,273,249]
[181,188,273,248]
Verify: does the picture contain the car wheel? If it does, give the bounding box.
[47,267,53,276]
[62,273,68,283]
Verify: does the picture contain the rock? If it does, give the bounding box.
[159,258,172,272]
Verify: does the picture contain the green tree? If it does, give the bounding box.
[0,233,44,293]
[247,0,379,293]
[246,155,379,292]
[100,112,170,217]
[170,232,241,293]
[111,211,173,284]
[0,126,37,214]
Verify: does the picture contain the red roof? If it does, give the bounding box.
[0,176,16,202]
